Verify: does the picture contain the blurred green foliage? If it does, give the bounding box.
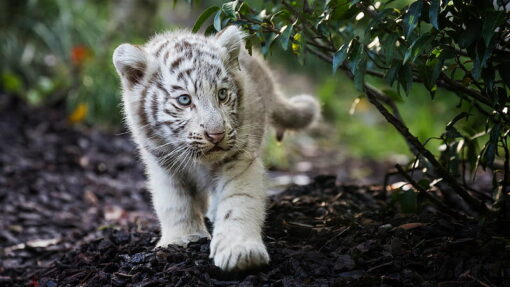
[1,0,111,124]
[0,0,169,125]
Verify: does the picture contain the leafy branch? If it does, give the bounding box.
[193,0,510,218]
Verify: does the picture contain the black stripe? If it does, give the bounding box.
[223,193,255,200]
[170,103,183,111]
[176,68,192,81]
[224,209,232,220]
[157,82,171,98]
[164,50,170,64]
[155,40,170,57]
[155,120,174,127]
[139,88,158,142]
[170,57,184,70]
[164,108,179,117]
[171,85,184,91]
[151,91,159,123]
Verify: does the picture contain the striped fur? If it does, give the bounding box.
[113,26,320,271]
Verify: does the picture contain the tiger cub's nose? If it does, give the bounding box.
[205,131,225,144]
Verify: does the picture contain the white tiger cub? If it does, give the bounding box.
[112,25,320,271]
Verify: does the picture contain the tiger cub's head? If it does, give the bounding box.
[113,26,245,164]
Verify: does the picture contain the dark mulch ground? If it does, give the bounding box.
[1,95,509,287]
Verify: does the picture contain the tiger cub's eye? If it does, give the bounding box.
[177,95,191,106]
[218,88,228,101]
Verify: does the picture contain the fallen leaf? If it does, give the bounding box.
[104,205,125,221]
[27,238,61,248]
[69,103,88,123]
[398,222,425,230]
[84,190,98,205]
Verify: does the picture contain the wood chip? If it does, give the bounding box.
[398,222,426,230]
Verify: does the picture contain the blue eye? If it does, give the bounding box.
[218,88,228,101]
[177,95,191,106]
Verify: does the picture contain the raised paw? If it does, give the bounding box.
[156,231,211,248]
[210,236,269,271]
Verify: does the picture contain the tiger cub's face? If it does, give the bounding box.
[113,27,245,163]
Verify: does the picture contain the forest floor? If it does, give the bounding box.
[1,95,510,287]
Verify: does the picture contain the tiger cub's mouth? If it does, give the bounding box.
[207,146,227,153]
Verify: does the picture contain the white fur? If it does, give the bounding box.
[113,26,320,271]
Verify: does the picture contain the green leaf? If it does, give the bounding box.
[192,6,220,33]
[482,11,505,47]
[348,41,363,75]
[382,34,398,65]
[330,0,358,20]
[354,54,367,91]
[430,58,444,87]
[482,65,495,93]
[261,32,278,55]
[499,63,510,88]
[269,9,290,23]
[1,72,23,93]
[429,0,440,29]
[279,22,295,51]
[368,8,394,26]
[401,189,418,214]
[221,1,238,19]
[237,2,251,15]
[458,21,481,48]
[403,1,423,38]
[466,138,479,174]
[484,124,500,168]
[445,126,463,139]
[472,48,481,81]
[332,42,349,74]
[446,112,469,128]
[417,179,430,190]
[213,10,223,31]
[399,64,413,95]
[403,34,433,65]
[349,0,361,7]
[418,61,434,92]
[481,40,495,68]
[385,61,401,86]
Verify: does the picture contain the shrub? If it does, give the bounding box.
[194,0,510,219]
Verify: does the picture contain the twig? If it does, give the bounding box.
[319,226,351,251]
[438,73,492,108]
[367,261,393,273]
[460,271,496,287]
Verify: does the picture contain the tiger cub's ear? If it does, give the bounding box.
[113,44,148,87]
[215,25,246,69]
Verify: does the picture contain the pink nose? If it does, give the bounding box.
[205,131,225,144]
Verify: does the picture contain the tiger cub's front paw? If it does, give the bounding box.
[156,231,211,248]
[210,235,270,271]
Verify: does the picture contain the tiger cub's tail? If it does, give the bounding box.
[270,93,320,141]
